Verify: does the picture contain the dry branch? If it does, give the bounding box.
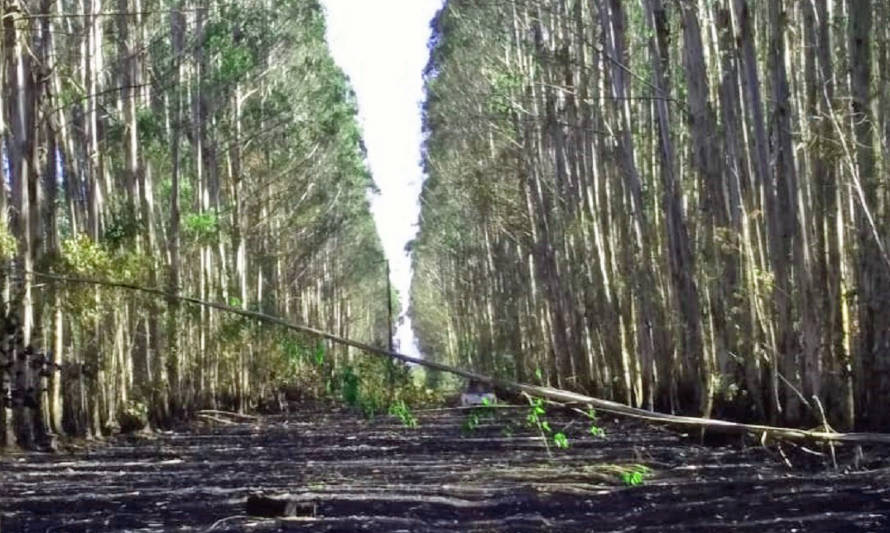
[195,414,236,426]
[195,410,258,421]
[32,271,890,446]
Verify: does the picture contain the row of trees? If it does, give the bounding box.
[412,0,890,429]
[1,0,391,449]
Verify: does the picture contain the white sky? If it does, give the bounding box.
[321,0,443,357]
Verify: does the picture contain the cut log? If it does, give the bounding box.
[245,494,317,518]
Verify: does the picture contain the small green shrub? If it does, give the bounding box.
[526,397,547,429]
[388,400,418,428]
[463,395,495,433]
[360,395,383,419]
[339,365,360,407]
[0,222,19,261]
[464,411,481,432]
[586,408,606,438]
[620,466,649,487]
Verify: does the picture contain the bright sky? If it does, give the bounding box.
[321,0,443,357]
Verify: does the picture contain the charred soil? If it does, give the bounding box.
[1,406,888,532]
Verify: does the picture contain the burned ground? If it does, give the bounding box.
[1,406,888,532]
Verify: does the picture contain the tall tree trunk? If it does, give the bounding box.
[848,0,889,429]
[118,0,150,400]
[598,0,660,408]
[166,3,185,420]
[644,0,706,414]
[5,0,38,448]
[680,0,731,414]
[733,0,783,422]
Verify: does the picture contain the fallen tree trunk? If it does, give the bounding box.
[32,271,890,445]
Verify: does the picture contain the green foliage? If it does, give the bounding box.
[522,396,573,453]
[220,45,255,81]
[57,78,83,109]
[103,209,140,249]
[314,341,326,366]
[586,408,606,438]
[388,400,418,429]
[184,212,219,246]
[463,395,495,432]
[620,466,649,487]
[339,365,360,407]
[486,69,523,118]
[463,411,481,432]
[0,222,18,261]
[526,396,558,453]
[136,107,164,146]
[58,235,150,285]
[216,313,252,346]
[526,397,547,428]
[0,0,394,430]
[262,334,332,403]
[159,176,194,208]
[278,346,437,422]
[60,235,113,275]
[280,336,308,376]
[359,395,384,419]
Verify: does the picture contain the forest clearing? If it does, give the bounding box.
[3,0,890,530]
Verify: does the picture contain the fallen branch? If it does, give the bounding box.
[203,515,249,532]
[813,396,838,469]
[32,271,890,446]
[195,414,237,426]
[195,410,258,421]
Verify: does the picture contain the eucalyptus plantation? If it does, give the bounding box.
[0,0,391,449]
[412,0,890,429]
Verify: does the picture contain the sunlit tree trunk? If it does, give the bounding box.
[166,3,185,419]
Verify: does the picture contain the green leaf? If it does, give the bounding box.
[620,468,648,487]
[314,341,325,366]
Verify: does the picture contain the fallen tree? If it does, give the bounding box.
[32,271,890,445]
